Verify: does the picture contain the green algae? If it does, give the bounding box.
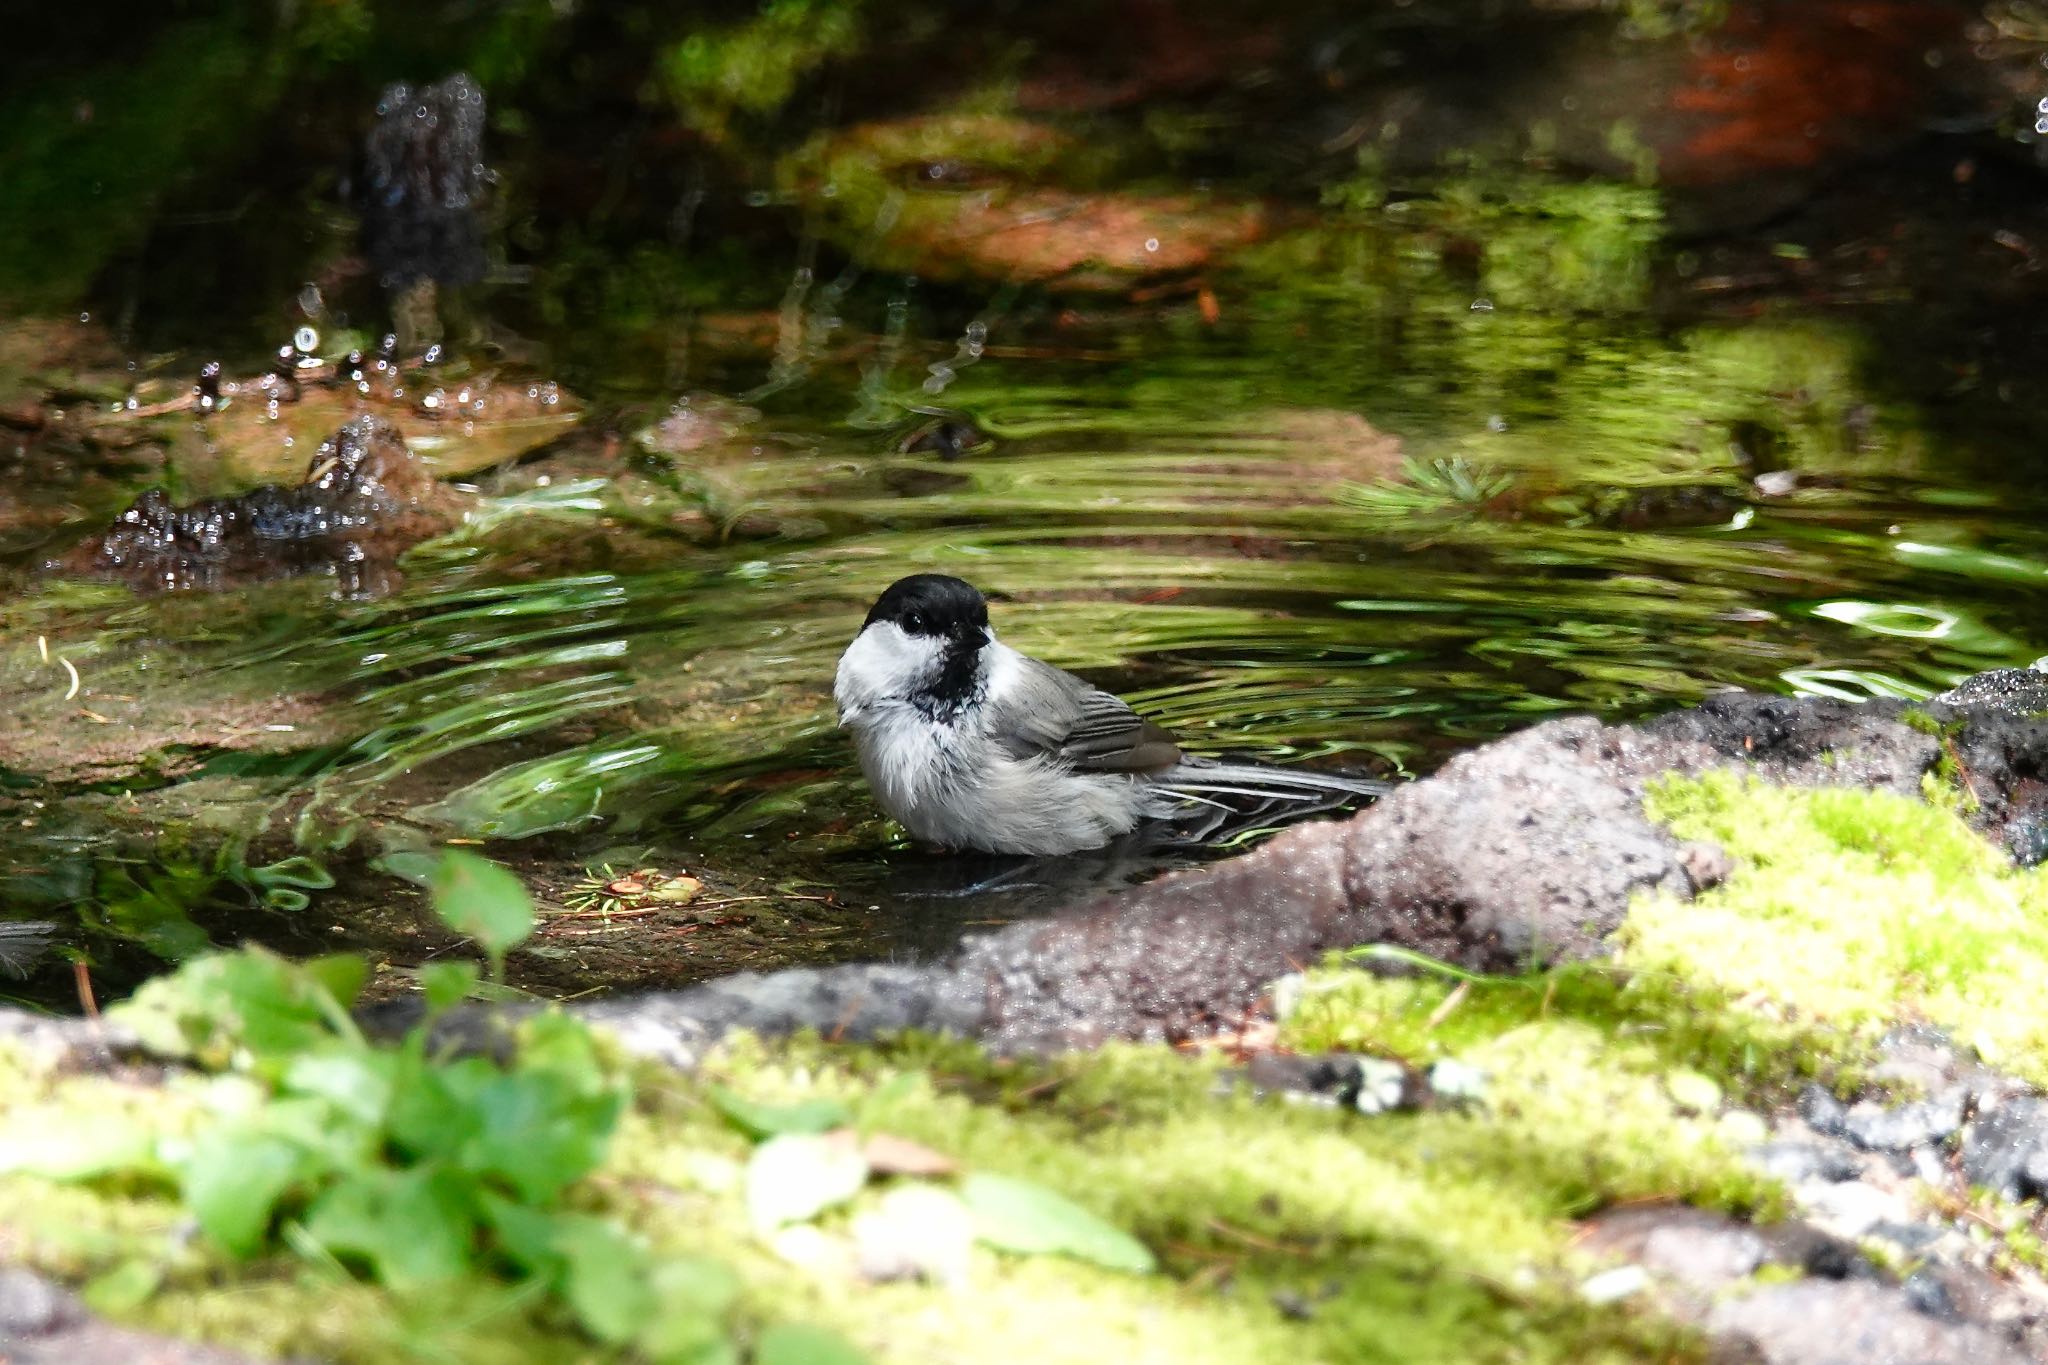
[661,0,868,144]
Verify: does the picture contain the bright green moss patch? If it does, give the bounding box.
[1636,773,2048,1079]
[0,1013,1750,1364]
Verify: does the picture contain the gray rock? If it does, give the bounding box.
[1838,1088,1968,1153]
[1708,1279,2033,1365]
[0,1267,77,1335]
[1795,1181,1906,1239]
[1797,1086,1852,1138]
[0,1267,263,1364]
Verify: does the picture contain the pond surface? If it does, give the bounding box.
[5,0,2048,1010]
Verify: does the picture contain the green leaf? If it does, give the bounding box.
[463,1070,622,1201]
[556,1214,656,1343]
[420,960,482,1014]
[479,1193,566,1275]
[959,1173,1155,1273]
[80,1258,164,1315]
[282,1048,393,1123]
[649,1254,740,1319]
[387,1052,493,1163]
[709,1085,850,1140]
[745,1134,868,1235]
[429,850,536,974]
[755,1323,869,1365]
[302,953,369,1009]
[302,1166,477,1285]
[180,1134,308,1258]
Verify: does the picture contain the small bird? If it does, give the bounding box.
[835,574,1389,856]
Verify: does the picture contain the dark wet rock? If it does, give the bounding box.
[0,1266,263,1364]
[0,921,56,980]
[897,416,989,462]
[361,74,489,292]
[1706,1279,2033,1365]
[62,417,455,595]
[1597,484,1748,532]
[1960,1096,2048,1202]
[1934,668,2048,717]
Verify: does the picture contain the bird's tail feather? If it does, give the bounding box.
[1159,757,1392,804]
[1145,758,1390,847]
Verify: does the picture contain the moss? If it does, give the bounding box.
[0,1014,1743,1363]
[1638,774,2048,1079]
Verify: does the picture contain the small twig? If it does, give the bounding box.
[57,656,80,701]
[1203,1217,1314,1258]
[1943,736,1984,807]
[73,961,99,1019]
[544,905,668,924]
[1424,980,1471,1032]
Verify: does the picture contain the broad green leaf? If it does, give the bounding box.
[556,1215,656,1343]
[80,1258,163,1315]
[420,960,482,1014]
[283,1049,393,1123]
[463,1071,621,1201]
[959,1173,1155,1273]
[479,1193,566,1274]
[755,1323,869,1365]
[518,1009,611,1096]
[429,850,536,972]
[648,1254,740,1320]
[387,1053,494,1163]
[745,1134,868,1234]
[302,1166,476,1285]
[180,1133,308,1258]
[302,953,369,1009]
[709,1085,849,1140]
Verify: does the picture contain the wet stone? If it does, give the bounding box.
[62,416,453,595]
[1934,668,2048,717]
[1961,1096,2048,1201]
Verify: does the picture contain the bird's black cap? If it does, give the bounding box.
[863,573,990,640]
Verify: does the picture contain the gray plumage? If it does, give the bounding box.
[835,574,1387,856]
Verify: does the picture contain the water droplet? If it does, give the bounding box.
[294,325,319,354]
[1144,238,1160,252]
[78,312,90,323]
[1470,299,1495,312]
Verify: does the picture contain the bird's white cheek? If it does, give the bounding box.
[834,623,943,720]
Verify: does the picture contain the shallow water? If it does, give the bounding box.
[6,0,2048,1009]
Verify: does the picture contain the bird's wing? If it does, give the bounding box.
[985,655,1183,774]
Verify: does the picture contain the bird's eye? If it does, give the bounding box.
[903,612,925,632]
